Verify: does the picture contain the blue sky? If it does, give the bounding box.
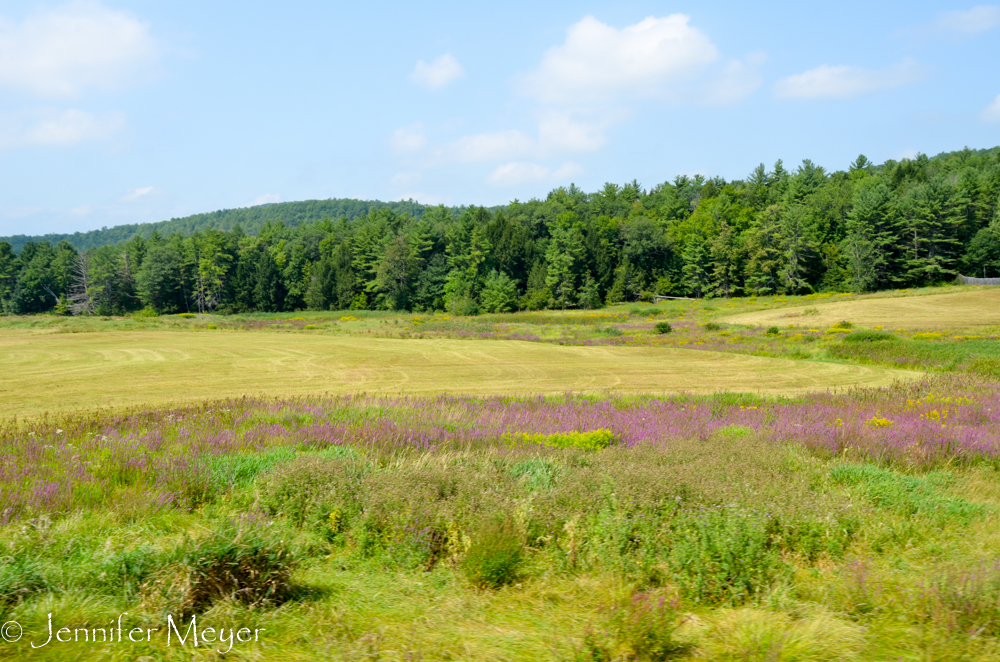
[1,1,999,236]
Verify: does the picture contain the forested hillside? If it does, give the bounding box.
[2,146,999,316]
[0,198,439,253]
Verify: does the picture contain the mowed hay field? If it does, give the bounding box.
[0,329,920,418]
[722,286,1000,329]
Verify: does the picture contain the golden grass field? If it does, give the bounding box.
[0,329,920,419]
[721,286,1000,329]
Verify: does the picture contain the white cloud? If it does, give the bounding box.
[517,15,719,104]
[246,194,280,207]
[935,5,1000,34]
[0,1,157,98]
[0,108,123,148]
[70,204,91,216]
[488,161,584,187]
[409,54,464,90]
[390,124,427,152]
[448,130,535,162]
[774,59,925,99]
[900,5,1000,41]
[983,94,1000,122]
[121,186,155,201]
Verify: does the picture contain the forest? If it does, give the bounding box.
[2,146,1000,316]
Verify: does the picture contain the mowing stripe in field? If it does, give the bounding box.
[0,330,921,418]
[721,288,1000,329]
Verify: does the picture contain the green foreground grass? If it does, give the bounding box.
[5,431,1000,660]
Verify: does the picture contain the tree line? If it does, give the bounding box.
[2,146,999,316]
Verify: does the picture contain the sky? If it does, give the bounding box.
[1,1,999,236]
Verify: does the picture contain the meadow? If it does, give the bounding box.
[2,285,1000,660]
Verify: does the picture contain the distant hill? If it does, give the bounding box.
[1,198,447,252]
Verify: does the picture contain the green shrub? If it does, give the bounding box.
[131,307,158,320]
[833,320,853,329]
[601,326,623,337]
[803,307,820,315]
[0,555,46,609]
[668,509,784,605]
[766,326,780,335]
[703,322,724,331]
[510,429,616,451]
[177,312,196,318]
[260,455,361,529]
[843,330,896,342]
[147,519,296,615]
[654,322,672,334]
[463,518,523,589]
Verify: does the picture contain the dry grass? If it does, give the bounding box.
[721,287,1000,329]
[0,329,920,419]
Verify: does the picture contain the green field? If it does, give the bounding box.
[4,286,1000,661]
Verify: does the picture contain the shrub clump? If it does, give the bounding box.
[260,455,361,531]
[703,322,724,331]
[766,326,780,336]
[833,320,853,329]
[144,518,296,615]
[463,519,523,589]
[509,429,616,451]
[654,322,672,334]
[843,330,896,343]
[668,509,784,605]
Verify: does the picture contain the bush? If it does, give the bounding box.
[146,518,296,615]
[703,322,724,331]
[843,330,896,342]
[260,455,361,529]
[463,519,523,589]
[668,509,784,605]
[177,312,196,318]
[766,326,780,335]
[510,429,616,451]
[654,322,672,334]
[833,320,853,329]
[601,326,623,337]
[803,307,820,315]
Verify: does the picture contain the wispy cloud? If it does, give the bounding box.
[982,94,1000,122]
[245,194,280,207]
[0,1,158,98]
[0,108,124,149]
[390,124,428,152]
[409,54,464,90]
[899,5,1000,41]
[774,59,925,99]
[487,161,584,187]
[121,186,156,201]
